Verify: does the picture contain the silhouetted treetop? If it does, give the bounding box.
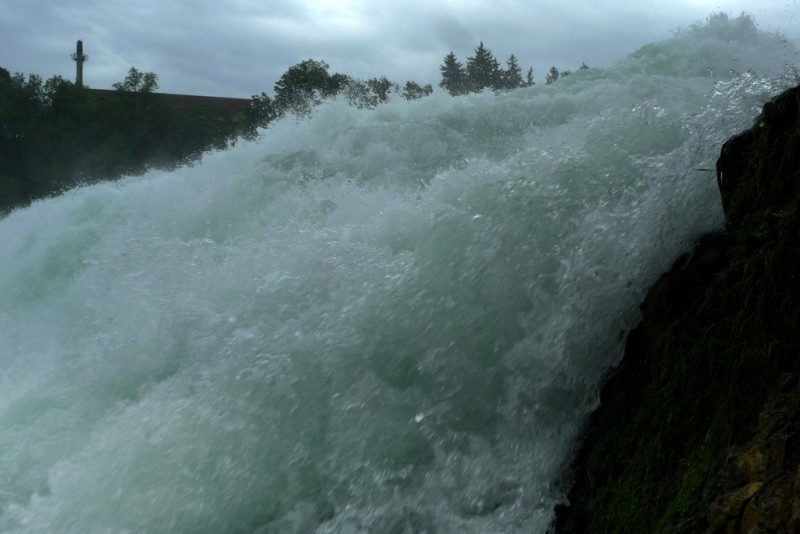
[113,67,158,93]
[439,52,468,96]
[402,81,433,100]
[466,41,502,91]
[438,44,542,94]
[525,67,535,87]
[273,59,349,115]
[502,54,524,90]
[545,66,560,85]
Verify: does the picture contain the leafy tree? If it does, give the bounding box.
[402,81,433,100]
[439,52,467,96]
[341,76,401,108]
[545,66,560,85]
[113,67,159,93]
[501,54,524,90]
[273,59,349,115]
[466,41,502,91]
[341,78,371,108]
[244,92,278,137]
[42,75,81,110]
[367,76,398,104]
[1,66,259,213]
[0,70,55,206]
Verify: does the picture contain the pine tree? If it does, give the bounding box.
[545,66,560,85]
[439,52,468,96]
[502,54,524,90]
[466,41,502,92]
[525,67,535,87]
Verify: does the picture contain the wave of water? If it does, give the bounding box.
[0,14,796,533]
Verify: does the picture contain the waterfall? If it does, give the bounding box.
[0,14,796,533]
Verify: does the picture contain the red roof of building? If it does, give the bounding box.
[88,89,252,114]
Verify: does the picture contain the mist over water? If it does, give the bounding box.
[0,14,796,533]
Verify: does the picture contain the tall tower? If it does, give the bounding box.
[71,40,88,85]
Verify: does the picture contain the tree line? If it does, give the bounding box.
[251,42,589,124]
[1,41,586,214]
[247,59,433,127]
[439,41,589,95]
[0,63,434,214]
[0,67,255,213]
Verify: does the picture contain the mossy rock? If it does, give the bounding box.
[556,84,800,532]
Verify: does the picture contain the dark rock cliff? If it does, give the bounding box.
[554,85,800,533]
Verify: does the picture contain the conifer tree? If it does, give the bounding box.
[466,41,502,91]
[439,52,467,96]
[502,54,524,90]
[545,66,560,85]
[525,67,535,87]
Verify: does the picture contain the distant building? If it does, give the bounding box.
[87,88,252,118]
[73,40,252,118]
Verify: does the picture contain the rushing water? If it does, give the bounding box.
[0,14,797,533]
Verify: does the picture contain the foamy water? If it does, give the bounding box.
[0,14,796,533]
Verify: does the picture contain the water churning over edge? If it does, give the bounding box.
[0,14,797,533]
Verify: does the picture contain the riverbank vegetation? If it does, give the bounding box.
[0,67,252,213]
[1,42,584,214]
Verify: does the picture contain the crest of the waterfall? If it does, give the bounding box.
[0,13,796,533]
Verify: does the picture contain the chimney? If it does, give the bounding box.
[71,40,88,85]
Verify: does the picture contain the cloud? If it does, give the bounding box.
[0,0,797,98]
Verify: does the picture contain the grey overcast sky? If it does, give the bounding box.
[1,1,799,98]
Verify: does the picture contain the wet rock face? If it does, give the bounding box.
[707,374,800,534]
[552,232,733,534]
[716,129,756,218]
[554,84,800,533]
[638,231,730,323]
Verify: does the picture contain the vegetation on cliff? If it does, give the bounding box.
[557,85,800,532]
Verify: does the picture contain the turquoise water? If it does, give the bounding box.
[0,14,796,533]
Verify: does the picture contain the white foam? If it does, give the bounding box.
[0,13,795,533]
